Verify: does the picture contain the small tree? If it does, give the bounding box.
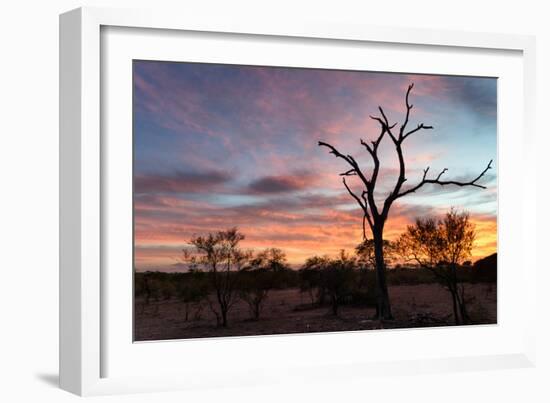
[322,250,357,316]
[299,256,330,305]
[186,228,250,327]
[136,272,161,305]
[251,248,288,271]
[239,248,288,320]
[299,252,357,315]
[396,209,475,325]
[238,270,272,321]
[176,270,209,321]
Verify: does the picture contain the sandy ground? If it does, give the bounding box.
[134,282,496,341]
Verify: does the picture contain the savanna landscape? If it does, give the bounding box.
[135,249,496,341]
[133,61,497,341]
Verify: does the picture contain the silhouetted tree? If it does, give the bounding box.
[239,248,289,320]
[396,209,475,325]
[322,250,357,316]
[139,272,161,305]
[299,255,330,305]
[251,248,288,271]
[238,270,271,321]
[299,251,357,315]
[176,270,209,321]
[319,83,492,319]
[186,228,250,327]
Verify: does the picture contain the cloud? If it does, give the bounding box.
[456,78,497,117]
[134,170,233,194]
[132,62,497,270]
[248,176,303,193]
[133,190,497,269]
[246,171,317,194]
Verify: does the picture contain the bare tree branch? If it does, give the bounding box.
[318,141,355,166]
[361,191,374,231]
[396,160,493,199]
[377,106,392,128]
[346,154,360,168]
[422,166,430,180]
[402,123,434,141]
[396,84,434,141]
[342,178,373,235]
[360,138,375,157]
[381,87,417,215]
[339,168,356,176]
[435,168,448,181]
[342,177,365,210]
[399,83,414,139]
[371,109,398,144]
[364,114,390,190]
[365,109,391,152]
[318,140,375,198]
[369,115,388,130]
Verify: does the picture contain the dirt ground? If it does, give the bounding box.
[134,282,497,341]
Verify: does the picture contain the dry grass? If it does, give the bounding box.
[134,282,496,341]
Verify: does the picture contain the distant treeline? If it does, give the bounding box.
[135,252,496,319]
[135,253,496,294]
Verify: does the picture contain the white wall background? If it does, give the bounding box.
[0,1,547,402]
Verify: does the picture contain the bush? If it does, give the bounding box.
[387,267,437,285]
[176,271,209,321]
[238,269,274,320]
[321,256,356,315]
[298,266,323,305]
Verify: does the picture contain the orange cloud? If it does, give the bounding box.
[135,198,496,269]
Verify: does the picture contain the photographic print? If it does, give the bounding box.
[133,61,497,341]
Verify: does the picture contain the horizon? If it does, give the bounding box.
[134,248,497,274]
[133,61,497,272]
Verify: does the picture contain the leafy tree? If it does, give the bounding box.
[396,209,475,325]
[322,250,357,316]
[176,271,209,321]
[238,269,272,321]
[186,228,251,327]
[239,248,289,320]
[250,248,288,271]
[299,251,357,316]
[299,255,330,305]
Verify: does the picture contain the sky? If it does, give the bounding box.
[133,60,497,271]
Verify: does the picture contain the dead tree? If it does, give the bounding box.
[319,83,492,320]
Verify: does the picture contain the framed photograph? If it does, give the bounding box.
[60,7,537,396]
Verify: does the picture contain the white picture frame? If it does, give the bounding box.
[60,6,537,396]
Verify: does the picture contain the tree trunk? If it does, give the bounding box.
[450,287,460,325]
[373,228,393,320]
[449,265,468,325]
[456,285,469,325]
[221,308,228,327]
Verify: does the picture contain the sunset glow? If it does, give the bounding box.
[133,61,497,271]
